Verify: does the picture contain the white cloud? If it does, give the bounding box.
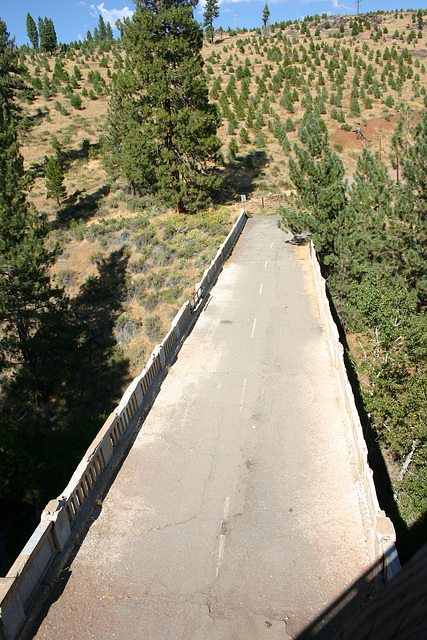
[96,2,134,27]
[331,0,353,11]
[197,0,229,12]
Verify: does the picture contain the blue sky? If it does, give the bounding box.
[2,1,427,47]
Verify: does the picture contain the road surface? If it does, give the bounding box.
[31,216,378,640]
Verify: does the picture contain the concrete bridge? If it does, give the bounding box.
[1,216,398,640]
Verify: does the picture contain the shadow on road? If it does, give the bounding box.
[296,553,384,639]
[297,540,427,639]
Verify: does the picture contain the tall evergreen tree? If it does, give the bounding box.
[104,0,221,212]
[394,111,427,304]
[203,0,220,44]
[98,14,107,41]
[333,147,395,297]
[44,18,57,54]
[106,21,114,42]
[26,13,38,49]
[38,17,57,54]
[0,100,65,396]
[103,70,155,197]
[262,3,270,33]
[0,20,34,122]
[46,156,66,204]
[38,17,46,52]
[279,113,346,255]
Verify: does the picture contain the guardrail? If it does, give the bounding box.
[309,241,401,583]
[0,211,247,640]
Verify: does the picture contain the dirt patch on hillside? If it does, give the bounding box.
[330,115,399,152]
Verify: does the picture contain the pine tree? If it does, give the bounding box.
[106,21,114,42]
[332,148,395,298]
[262,3,270,33]
[38,17,45,51]
[203,0,220,44]
[394,111,427,303]
[103,70,155,196]
[98,14,107,41]
[104,0,222,213]
[0,20,34,122]
[44,18,57,54]
[0,100,65,395]
[279,113,346,255]
[46,156,66,204]
[26,13,38,49]
[38,17,57,54]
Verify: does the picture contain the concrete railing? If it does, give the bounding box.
[309,242,401,582]
[0,211,247,640]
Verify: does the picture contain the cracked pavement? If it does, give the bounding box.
[31,217,379,640]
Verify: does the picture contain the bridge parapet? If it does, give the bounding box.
[309,242,401,582]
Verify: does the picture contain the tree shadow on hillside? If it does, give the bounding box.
[28,157,48,180]
[0,249,130,575]
[53,184,110,227]
[59,143,101,172]
[28,143,100,185]
[214,150,270,204]
[65,248,131,417]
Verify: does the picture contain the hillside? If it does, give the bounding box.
[17,9,425,369]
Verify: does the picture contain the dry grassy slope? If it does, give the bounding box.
[18,10,426,378]
[207,11,426,192]
[20,47,235,378]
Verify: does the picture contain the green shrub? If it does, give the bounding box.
[255,132,266,148]
[228,138,239,160]
[70,93,82,110]
[239,127,250,144]
[145,315,162,341]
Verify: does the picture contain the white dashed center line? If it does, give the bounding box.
[251,319,257,338]
[216,497,230,577]
[223,496,230,519]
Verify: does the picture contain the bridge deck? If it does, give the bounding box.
[32,217,379,640]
